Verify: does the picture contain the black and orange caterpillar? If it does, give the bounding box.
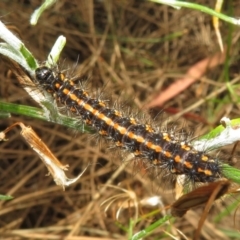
[35,66,222,183]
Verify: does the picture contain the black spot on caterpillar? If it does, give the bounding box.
[35,66,223,184]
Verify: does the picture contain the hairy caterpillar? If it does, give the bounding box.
[35,66,222,184]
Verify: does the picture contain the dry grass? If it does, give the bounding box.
[1,0,240,239]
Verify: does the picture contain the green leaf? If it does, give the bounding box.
[0,194,13,201]
[30,0,57,25]
[20,45,38,70]
[222,164,240,184]
[131,215,172,240]
[150,0,240,25]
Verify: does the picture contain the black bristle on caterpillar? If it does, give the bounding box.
[35,66,222,184]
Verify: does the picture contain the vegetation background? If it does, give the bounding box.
[1,0,240,239]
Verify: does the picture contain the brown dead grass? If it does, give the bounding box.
[1,0,240,239]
